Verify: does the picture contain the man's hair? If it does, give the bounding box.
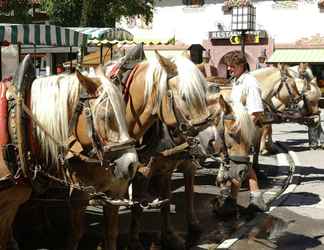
[224,50,247,66]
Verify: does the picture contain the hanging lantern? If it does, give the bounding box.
[231,5,256,31]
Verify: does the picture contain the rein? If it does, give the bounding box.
[264,73,310,120]
[162,76,215,161]
[9,85,135,196]
[261,70,322,126]
[217,112,251,165]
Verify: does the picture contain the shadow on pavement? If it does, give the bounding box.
[276,192,321,207]
[276,232,323,250]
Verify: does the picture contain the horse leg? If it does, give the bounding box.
[252,128,261,169]
[67,191,88,250]
[102,204,119,250]
[7,227,19,250]
[128,205,145,250]
[260,124,273,155]
[0,184,31,250]
[308,117,323,149]
[182,161,201,235]
[318,121,324,147]
[160,174,185,250]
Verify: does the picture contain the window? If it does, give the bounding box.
[183,0,205,6]
[319,0,324,9]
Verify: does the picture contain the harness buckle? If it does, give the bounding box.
[83,107,92,118]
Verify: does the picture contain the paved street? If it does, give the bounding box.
[13,113,324,250]
[231,114,324,250]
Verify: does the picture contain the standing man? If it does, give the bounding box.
[197,50,218,79]
[256,49,268,70]
[221,50,267,213]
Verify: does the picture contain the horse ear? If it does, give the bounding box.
[218,94,231,114]
[154,50,177,76]
[76,70,100,95]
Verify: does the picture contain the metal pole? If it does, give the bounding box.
[80,46,84,65]
[70,46,73,72]
[110,44,113,60]
[33,44,36,65]
[241,31,246,55]
[18,43,21,63]
[100,44,103,65]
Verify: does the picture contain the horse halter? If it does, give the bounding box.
[165,89,215,161]
[68,87,135,164]
[216,112,251,166]
[274,72,308,113]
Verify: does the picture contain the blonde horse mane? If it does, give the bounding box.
[31,73,130,164]
[251,67,282,100]
[144,55,208,115]
[207,91,256,147]
[232,103,256,147]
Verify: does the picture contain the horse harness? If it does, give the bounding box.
[217,112,250,165]
[67,88,135,163]
[262,71,316,125]
[5,78,136,207]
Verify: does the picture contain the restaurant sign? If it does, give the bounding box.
[209,30,266,39]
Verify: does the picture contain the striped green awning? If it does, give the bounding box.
[69,27,133,46]
[0,24,87,47]
[267,49,324,63]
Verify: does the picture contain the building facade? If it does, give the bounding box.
[117,0,324,78]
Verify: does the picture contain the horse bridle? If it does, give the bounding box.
[272,72,310,114]
[68,87,136,164]
[162,74,216,161]
[216,112,251,165]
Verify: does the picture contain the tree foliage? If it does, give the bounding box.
[0,0,32,23]
[41,0,83,27]
[42,0,155,27]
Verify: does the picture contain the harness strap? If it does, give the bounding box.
[82,99,103,162]
[123,64,139,103]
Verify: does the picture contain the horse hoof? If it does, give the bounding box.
[211,197,238,218]
[161,231,185,250]
[188,222,203,235]
[186,223,203,247]
[128,239,145,250]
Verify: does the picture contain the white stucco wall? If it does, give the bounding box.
[117,0,324,45]
[1,45,18,79]
[256,1,324,43]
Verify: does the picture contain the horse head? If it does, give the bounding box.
[30,71,141,191]
[74,71,141,180]
[151,51,212,130]
[205,88,255,183]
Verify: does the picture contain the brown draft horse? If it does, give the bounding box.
[0,55,142,250]
[104,51,255,249]
[205,87,259,214]
[104,51,217,249]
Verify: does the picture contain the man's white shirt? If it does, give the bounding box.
[230,72,264,114]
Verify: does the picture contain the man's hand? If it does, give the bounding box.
[251,112,263,125]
